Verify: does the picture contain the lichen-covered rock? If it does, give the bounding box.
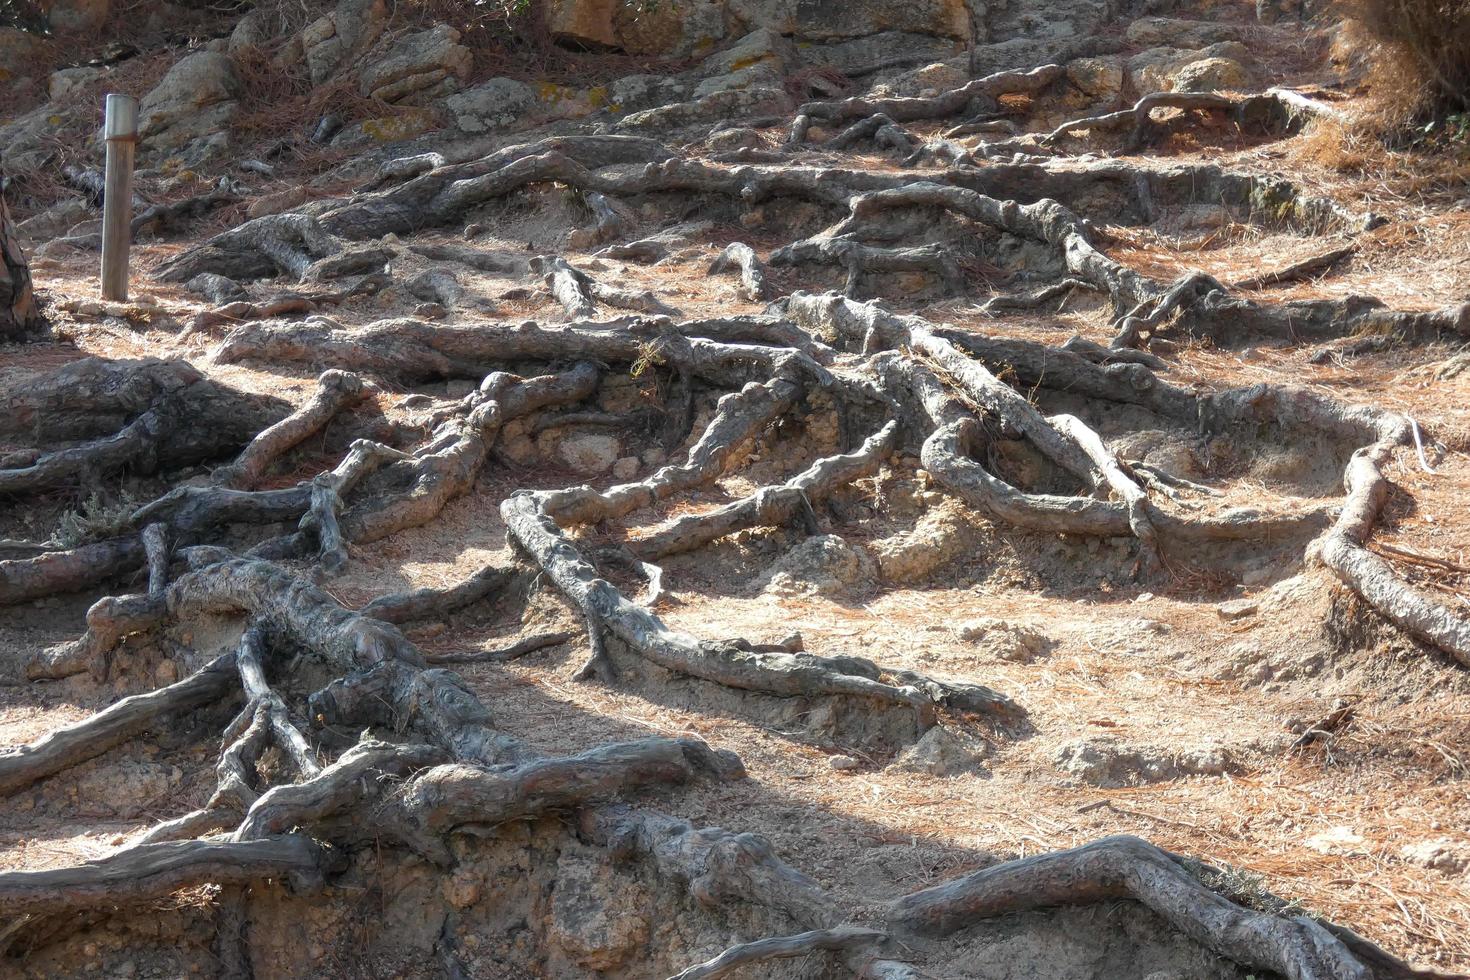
[301,0,387,85]
[0,27,53,84]
[759,534,874,596]
[557,432,621,475]
[47,65,101,100]
[445,77,536,133]
[545,0,725,55]
[727,0,974,41]
[1125,42,1252,96]
[614,0,726,56]
[138,51,242,152]
[1066,55,1124,101]
[798,31,964,75]
[1170,56,1254,93]
[693,28,795,99]
[48,0,109,33]
[15,198,90,240]
[543,0,619,48]
[1125,17,1247,48]
[985,0,1109,42]
[357,24,471,104]
[870,59,970,99]
[608,74,690,114]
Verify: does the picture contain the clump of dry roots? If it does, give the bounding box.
[3,66,1468,979]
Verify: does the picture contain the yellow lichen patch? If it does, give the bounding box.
[728,54,774,72]
[362,110,438,142]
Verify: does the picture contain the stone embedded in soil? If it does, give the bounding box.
[892,726,990,776]
[957,617,1050,663]
[1305,826,1367,856]
[1055,737,1234,788]
[1399,840,1469,875]
[557,432,622,475]
[758,533,874,596]
[71,761,179,818]
[1216,598,1259,621]
[548,841,651,971]
[869,504,984,584]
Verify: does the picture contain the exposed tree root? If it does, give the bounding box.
[211,370,365,489]
[667,926,887,980]
[0,835,330,918]
[770,237,964,297]
[131,189,239,238]
[708,242,772,300]
[156,214,344,284]
[0,537,148,610]
[504,491,1022,725]
[531,255,678,318]
[0,359,285,495]
[359,562,520,625]
[0,652,237,794]
[891,835,1379,980]
[634,421,898,560]
[796,64,1066,126]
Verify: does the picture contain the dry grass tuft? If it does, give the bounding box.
[1336,0,1470,118]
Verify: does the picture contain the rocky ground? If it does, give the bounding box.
[2,0,1469,977]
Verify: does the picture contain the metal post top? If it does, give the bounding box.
[103,94,139,140]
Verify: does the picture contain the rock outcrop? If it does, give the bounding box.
[138,51,243,153]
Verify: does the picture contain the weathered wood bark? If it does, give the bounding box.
[889,835,1374,980]
[211,370,365,490]
[1,174,41,339]
[0,653,238,794]
[0,835,328,918]
[708,242,772,301]
[667,926,887,980]
[635,422,898,560]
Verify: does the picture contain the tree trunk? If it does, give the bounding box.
[1,175,42,340]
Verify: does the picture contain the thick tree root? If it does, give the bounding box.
[1317,435,1470,665]
[358,562,520,624]
[320,135,677,240]
[155,214,344,284]
[708,242,772,300]
[667,926,887,980]
[0,364,286,496]
[1039,88,1346,152]
[796,65,1065,126]
[503,492,1022,725]
[211,370,365,489]
[823,113,919,155]
[1,537,147,610]
[890,835,1375,980]
[0,835,330,918]
[531,255,677,318]
[131,189,239,238]
[0,653,237,795]
[634,421,898,560]
[770,237,964,297]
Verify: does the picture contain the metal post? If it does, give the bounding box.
[100,94,138,302]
